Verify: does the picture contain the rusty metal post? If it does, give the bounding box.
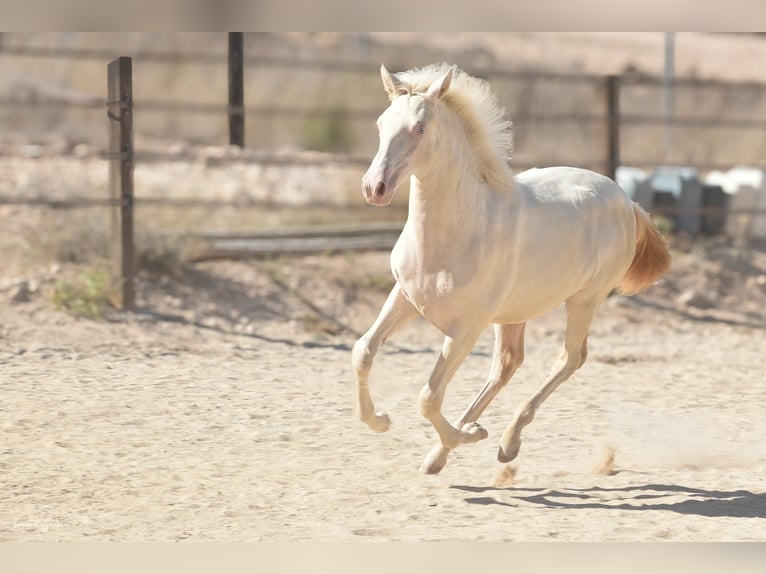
[107,57,135,310]
[228,32,245,147]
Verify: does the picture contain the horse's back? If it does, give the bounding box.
[513,166,634,234]
[514,166,630,208]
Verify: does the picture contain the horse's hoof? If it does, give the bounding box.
[419,444,450,475]
[365,412,391,433]
[497,443,520,463]
[461,422,489,443]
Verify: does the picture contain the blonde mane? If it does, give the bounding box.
[392,63,514,189]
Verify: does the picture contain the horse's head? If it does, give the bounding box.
[361,64,455,206]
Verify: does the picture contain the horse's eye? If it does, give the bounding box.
[416,123,425,135]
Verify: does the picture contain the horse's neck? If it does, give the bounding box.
[404,111,519,255]
[409,177,468,226]
[407,155,490,246]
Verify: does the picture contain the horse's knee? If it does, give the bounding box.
[496,347,524,381]
[418,386,441,419]
[351,337,374,376]
[506,348,525,375]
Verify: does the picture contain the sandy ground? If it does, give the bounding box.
[2,32,766,545]
[1,240,765,541]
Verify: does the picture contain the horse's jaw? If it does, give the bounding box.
[367,196,393,207]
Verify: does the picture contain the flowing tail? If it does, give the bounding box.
[619,203,671,295]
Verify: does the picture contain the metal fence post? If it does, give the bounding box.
[605,75,620,182]
[107,56,135,311]
[228,32,245,147]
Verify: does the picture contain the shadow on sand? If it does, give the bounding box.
[451,483,766,519]
[128,266,442,354]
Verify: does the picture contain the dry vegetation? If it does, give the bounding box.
[1,138,765,330]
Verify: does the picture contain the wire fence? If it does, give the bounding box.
[2,43,766,209]
[3,42,766,308]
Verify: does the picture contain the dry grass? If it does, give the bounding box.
[52,267,111,318]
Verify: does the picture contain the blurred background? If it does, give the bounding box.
[1,32,765,314]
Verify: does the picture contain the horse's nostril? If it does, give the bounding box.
[374,181,386,197]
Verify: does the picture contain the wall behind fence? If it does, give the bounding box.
[2,33,766,177]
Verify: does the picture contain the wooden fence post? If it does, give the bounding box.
[107,56,135,311]
[228,32,245,147]
[605,75,620,182]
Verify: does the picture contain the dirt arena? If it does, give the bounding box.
[1,236,765,541]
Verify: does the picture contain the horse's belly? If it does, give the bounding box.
[491,294,565,324]
[491,240,631,323]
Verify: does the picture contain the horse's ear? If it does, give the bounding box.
[426,65,455,99]
[381,64,403,99]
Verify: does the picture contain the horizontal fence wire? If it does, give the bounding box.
[0,44,601,82]
[2,191,766,216]
[3,46,766,132]
[0,196,125,208]
[2,46,766,217]
[3,98,766,132]
[7,43,766,90]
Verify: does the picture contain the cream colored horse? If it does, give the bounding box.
[353,63,670,474]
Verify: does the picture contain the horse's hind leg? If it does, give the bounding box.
[420,322,526,474]
[497,295,602,463]
[352,283,418,432]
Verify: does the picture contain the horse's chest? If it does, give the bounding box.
[390,240,485,330]
[396,271,465,327]
[395,268,455,307]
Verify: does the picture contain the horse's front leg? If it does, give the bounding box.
[418,328,487,473]
[352,283,418,432]
[421,322,526,474]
